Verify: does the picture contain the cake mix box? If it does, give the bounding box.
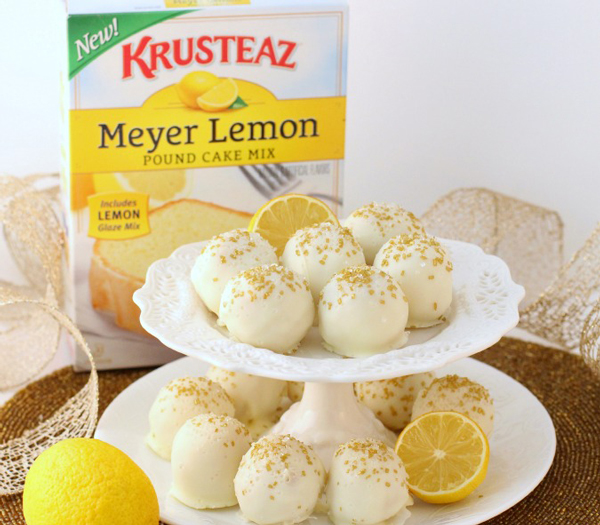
[58,0,348,370]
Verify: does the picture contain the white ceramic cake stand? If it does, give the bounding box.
[95,357,556,525]
[132,239,525,465]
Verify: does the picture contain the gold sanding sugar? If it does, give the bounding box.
[348,203,425,238]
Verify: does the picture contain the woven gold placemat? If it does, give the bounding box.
[1,337,599,525]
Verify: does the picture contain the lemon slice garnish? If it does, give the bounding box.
[395,411,490,504]
[249,194,339,256]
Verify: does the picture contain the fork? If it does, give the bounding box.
[239,164,343,205]
[239,164,301,199]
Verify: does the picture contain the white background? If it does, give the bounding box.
[1,1,599,256]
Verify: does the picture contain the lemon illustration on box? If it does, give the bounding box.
[176,72,245,112]
[177,71,221,108]
[60,0,348,370]
[93,170,192,208]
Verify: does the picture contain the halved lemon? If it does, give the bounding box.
[120,171,188,201]
[395,411,490,504]
[196,78,238,112]
[249,194,338,256]
[176,71,221,109]
[92,170,190,207]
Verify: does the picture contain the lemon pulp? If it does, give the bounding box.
[395,411,490,504]
[93,170,188,204]
[248,193,338,256]
[122,170,187,201]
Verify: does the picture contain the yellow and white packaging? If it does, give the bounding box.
[58,0,348,369]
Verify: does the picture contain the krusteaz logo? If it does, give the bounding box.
[74,18,119,62]
[68,12,191,79]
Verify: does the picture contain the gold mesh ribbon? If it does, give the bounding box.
[0,175,65,305]
[423,187,600,372]
[581,299,600,377]
[0,300,98,495]
[0,175,66,390]
[0,175,98,496]
[422,188,564,307]
[520,223,600,352]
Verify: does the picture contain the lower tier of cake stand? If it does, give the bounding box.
[269,382,396,469]
[95,356,556,525]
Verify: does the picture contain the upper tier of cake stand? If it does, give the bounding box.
[133,239,524,383]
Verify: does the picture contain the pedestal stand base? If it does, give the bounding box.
[269,382,397,469]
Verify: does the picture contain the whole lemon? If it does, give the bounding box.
[176,71,220,109]
[23,438,159,525]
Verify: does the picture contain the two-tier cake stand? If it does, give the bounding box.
[95,239,556,525]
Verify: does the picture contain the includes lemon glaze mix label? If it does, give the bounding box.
[58,0,348,370]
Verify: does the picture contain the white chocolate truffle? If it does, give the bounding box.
[219,264,314,354]
[344,203,425,264]
[355,373,435,431]
[206,366,287,431]
[318,266,409,357]
[234,434,325,525]
[191,229,277,314]
[146,376,234,460]
[374,234,453,328]
[281,223,366,303]
[327,439,412,525]
[411,375,494,435]
[171,414,252,509]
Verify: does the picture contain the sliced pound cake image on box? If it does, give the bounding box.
[89,199,251,334]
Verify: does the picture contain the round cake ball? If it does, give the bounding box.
[281,223,366,303]
[374,234,453,328]
[344,202,425,264]
[191,229,277,314]
[171,414,252,509]
[327,439,412,525]
[234,434,325,525]
[355,372,435,431]
[146,376,234,460]
[206,366,287,424]
[318,266,409,357]
[411,375,494,435]
[219,264,314,354]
